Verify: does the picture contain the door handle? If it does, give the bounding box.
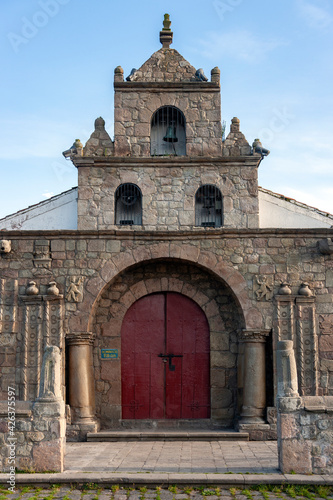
[158,353,183,371]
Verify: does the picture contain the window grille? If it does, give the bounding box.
[115,184,142,226]
[151,106,186,156]
[195,185,223,228]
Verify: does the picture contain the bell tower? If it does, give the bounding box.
[73,14,261,230]
[112,14,223,157]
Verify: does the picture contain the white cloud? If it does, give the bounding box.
[42,191,54,199]
[197,30,287,63]
[296,0,333,29]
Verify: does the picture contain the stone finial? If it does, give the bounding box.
[278,283,292,295]
[47,281,60,296]
[298,282,313,297]
[26,281,39,296]
[222,117,251,157]
[230,117,240,133]
[83,117,114,157]
[114,66,124,82]
[160,13,173,48]
[95,117,105,130]
[211,67,220,84]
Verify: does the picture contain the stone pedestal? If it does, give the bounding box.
[239,330,270,425]
[32,400,66,472]
[67,333,97,432]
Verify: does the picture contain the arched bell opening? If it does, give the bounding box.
[195,185,223,228]
[115,183,142,226]
[151,106,186,156]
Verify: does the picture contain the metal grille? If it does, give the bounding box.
[195,185,223,228]
[115,183,142,226]
[151,106,186,156]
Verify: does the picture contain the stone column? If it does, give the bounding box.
[239,329,270,425]
[67,332,96,425]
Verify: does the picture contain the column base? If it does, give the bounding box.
[238,422,272,441]
[66,420,99,442]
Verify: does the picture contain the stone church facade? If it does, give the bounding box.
[1,15,333,473]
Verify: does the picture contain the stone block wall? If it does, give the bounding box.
[278,396,333,474]
[0,228,332,438]
[114,85,222,157]
[76,158,260,230]
[0,400,66,473]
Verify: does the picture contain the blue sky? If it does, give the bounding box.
[1,0,333,219]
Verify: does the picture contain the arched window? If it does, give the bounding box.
[115,184,142,226]
[151,106,186,156]
[195,185,223,228]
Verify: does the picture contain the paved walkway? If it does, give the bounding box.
[1,441,333,489]
[65,440,279,473]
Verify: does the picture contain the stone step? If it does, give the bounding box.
[87,430,249,442]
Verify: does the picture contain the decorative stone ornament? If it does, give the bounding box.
[160,13,173,48]
[66,277,84,302]
[37,345,62,401]
[26,281,39,295]
[254,275,273,301]
[0,240,11,253]
[276,340,299,398]
[298,282,313,297]
[47,281,60,296]
[278,283,292,295]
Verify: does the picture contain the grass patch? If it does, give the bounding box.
[168,486,178,494]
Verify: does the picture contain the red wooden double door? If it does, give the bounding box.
[121,292,210,419]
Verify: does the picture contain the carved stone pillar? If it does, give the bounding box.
[67,332,96,424]
[239,329,270,424]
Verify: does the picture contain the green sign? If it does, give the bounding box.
[101,349,119,359]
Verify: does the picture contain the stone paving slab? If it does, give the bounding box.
[64,441,280,474]
[1,441,333,489]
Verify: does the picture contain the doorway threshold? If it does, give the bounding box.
[87,428,249,442]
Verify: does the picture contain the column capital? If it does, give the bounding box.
[239,329,271,343]
[66,332,95,346]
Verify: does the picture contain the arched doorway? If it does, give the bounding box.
[121,292,210,419]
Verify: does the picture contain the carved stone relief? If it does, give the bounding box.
[0,240,11,253]
[319,314,333,335]
[33,240,52,276]
[66,277,84,303]
[37,345,62,401]
[254,275,274,301]
[0,278,18,334]
[296,298,318,396]
[19,282,64,401]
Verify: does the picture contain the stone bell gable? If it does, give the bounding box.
[113,61,223,158]
[72,15,261,231]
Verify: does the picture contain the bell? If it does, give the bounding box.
[163,125,178,143]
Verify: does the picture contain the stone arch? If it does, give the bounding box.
[98,276,222,341]
[92,260,243,427]
[69,243,263,334]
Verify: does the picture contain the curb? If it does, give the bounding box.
[1,472,333,488]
